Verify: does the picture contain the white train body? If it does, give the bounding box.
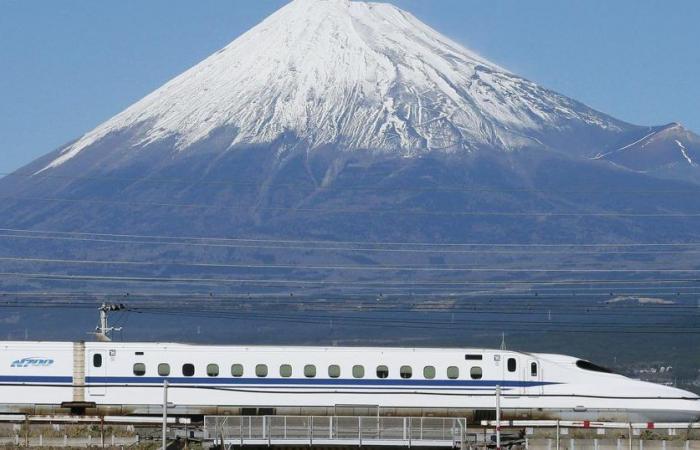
[1,341,698,422]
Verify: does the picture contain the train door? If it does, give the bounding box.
[87,351,105,396]
[503,356,522,394]
[526,359,543,395]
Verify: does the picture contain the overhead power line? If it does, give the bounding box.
[4,226,700,248]
[0,302,692,319]
[1,271,700,287]
[4,171,700,195]
[3,254,700,273]
[3,291,700,308]
[0,297,694,334]
[3,195,700,217]
[1,300,692,318]
[1,290,698,303]
[5,232,700,255]
[123,309,700,334]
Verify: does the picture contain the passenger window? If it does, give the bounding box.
[182,363,195,377]
[376,365,389,379]
[400,366,412,379]
[158,363,170,376]
[531,362,538,377]
[231,364,244,377]
[133,363,146,376]
[352,365,365,378]
[447,366,459,379]
[423,366,436,379]
[93,354,102,368]
[207,364,219,377]
[470,366,483,380]
[304,365,316,378]
[328,365,341,378]
[280,364,292,378]
[256,364,268,377]
[507,358,517,373]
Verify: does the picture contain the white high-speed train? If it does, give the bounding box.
[1,341,698,422]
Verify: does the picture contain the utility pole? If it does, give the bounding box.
[93,303,126,342]
[495,385,502,450]
[162,380,169,450]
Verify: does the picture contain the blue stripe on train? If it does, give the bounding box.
[0,375,72,383]
[85,376,557,388]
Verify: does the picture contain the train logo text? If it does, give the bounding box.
[10,357,54,368]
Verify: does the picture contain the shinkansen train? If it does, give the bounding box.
[1,341,698,422]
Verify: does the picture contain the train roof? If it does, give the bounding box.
[1,340,539,355]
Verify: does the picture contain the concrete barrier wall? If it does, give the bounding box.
[524,439,700,450]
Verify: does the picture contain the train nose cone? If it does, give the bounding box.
[666,386,700,421]
[643,380,697,398]
[634,380,700,422]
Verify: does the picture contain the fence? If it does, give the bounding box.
[480,420,700,450]
[204,415,467,447]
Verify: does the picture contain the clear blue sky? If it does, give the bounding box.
[1,0,698,173]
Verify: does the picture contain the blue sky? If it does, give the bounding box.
[1,0,698,173]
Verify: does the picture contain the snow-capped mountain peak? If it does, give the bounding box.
[41,0,626,172]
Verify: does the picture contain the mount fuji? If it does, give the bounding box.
[1,0,700,273]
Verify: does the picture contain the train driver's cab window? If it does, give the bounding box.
[470,366,483,380]
[575,360,614,374]
[304,365,317,378]
[93,354,102,368]
[133,363,146,376]
[531,362,538,377]
[280,364,292,378]
[400,366,412,379]
[376,365,389,379]
[447,366,459,379]
[158,363,170,376]
[507,358,517,373]
[231,364,244,377]
[328,365,341,378]
[207,364,219,377]
[352,365,365,378]
[182,363,195,377]
[423,366,436,379]
[256,364,268,377]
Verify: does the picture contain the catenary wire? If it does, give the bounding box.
[6,226,700,248]
[4,195,700,217]
[3,255,700,273]
[6,232,700,255]
[3,272,700,286]
[4,171,700,195]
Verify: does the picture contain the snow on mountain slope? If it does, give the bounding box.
[593,123,700,173]
[39,0,627,173]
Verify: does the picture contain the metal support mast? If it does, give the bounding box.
[93,303,126,342]
[162,380,169,450]
[496,385,502,450]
